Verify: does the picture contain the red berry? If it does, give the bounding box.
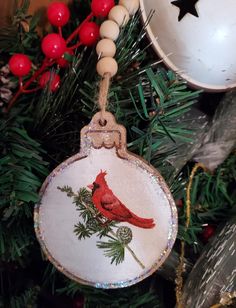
[79,22,100,46]
[56,49,74,68]
[41,33,66,59]
[39,71,60,92]
[202,225,215,242]
[73,296,84,308]
[91,0,115,17]
[9,54,32,77]
[47,2,70,27]
[175,199,183,208]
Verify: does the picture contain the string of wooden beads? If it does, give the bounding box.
[96,0,140,78]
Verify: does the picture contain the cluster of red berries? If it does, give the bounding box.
[8,0,115,95]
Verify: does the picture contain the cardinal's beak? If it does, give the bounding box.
[87,184,93,190]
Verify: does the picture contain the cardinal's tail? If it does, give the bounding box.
[127,214,155,229]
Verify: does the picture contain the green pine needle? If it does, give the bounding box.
[177,154,236,249]
[74,222,95,240]
[96,239,125,265]
[8,286,40,308]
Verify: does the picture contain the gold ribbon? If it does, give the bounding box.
[176,163,207,308]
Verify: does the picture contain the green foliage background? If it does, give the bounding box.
[0,1,235,307]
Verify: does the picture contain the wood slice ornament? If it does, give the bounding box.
[34,2,177,288]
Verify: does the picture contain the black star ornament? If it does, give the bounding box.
[171,0,199,21]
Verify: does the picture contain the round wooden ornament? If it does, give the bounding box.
[35,2,177,287]
[34,110,177,288]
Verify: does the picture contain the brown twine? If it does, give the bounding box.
[98,73,111,125]
[176,163,207,308]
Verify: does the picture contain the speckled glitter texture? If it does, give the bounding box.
[34,112,178,289]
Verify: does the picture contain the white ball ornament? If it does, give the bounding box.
[108,5,130,27]
[140,0,236,91]
[96,57,118,77]
[119,0,140,15]
[96,39,116,58]
[100,20,120,41]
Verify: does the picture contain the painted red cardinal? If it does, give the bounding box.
[87,170,155,229]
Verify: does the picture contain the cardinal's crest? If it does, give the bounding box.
[95,170,107,182]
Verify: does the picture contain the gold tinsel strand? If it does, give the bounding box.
[175,163,207,308]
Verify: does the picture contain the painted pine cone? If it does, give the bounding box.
[116,226,132,244]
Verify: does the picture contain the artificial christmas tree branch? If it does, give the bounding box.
[1,1,236,306]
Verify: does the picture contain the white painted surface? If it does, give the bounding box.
[39,148,174,285]
[141,0,236,91]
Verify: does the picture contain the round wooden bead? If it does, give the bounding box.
[99,20,120,41]
[108,5,129,27]
[96,39,116,58]
[119,0,139,15]
[96,57,118,77]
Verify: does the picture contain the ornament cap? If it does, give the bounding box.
[80,111,127,150]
